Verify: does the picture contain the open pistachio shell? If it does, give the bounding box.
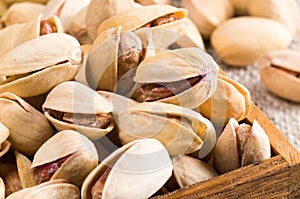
[15,151,36,189]
[0,177,4,199]
[96,4,187,36]
[0,92,54,156]
[82,138,173,199]
[0,33,82,98]
[198,74,251,124]
[31,130,98,187]
[132,47,219,109]
[0,122,10,158]
[259,49,300,102]
[117,102,216,155]
[1,2,45,26]
[86,0,136,41]
[172,155,217,188]
[43,81,115,140]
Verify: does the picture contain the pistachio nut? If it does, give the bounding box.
[180,0,234,39]
[247,0,300,37]
[172,155,217,188]
[1,2,45,26]
[135,0,171,5]
[81,138,173,199]
[43,81,115,140]
[31,130,98,187]
[259,49,300,102]
[0,14,63,57]
[0,163,22,197]
[0,122,10,158]
[0,177,4,199]
[228,0,248,15]
[0,33,82,98]
[116,102,216,155]
[211,17,293,67]
[0,92,54,156]
[86,0,136,41]
[6,179,80,199]
[198,74,251,124]
[213,118,271,174]
[131,47,219,109]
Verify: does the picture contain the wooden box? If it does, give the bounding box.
[154,102,300,198]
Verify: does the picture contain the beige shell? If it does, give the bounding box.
[0,0,7,18]
[247,0,300,36]
[135,0,171,5]
[229,0,248,15]
[259,49,300,103]
[81,138,173,199]
[0,92,53,156]
[0,14,63,57]
[0,177,4,199]
[117,102,216,155]
[43,81,115,140]
[86,0,136,41]
[172,155,217,188]
[181,0,234,39]
[96,4,187,36]
[211,16,293,67]
[213,118,271,174]
[6,180,80,199]
[0,122,10,158]
[0,33,82,98]
[4,0,49,6]
[31,130,98,187]
[132,47,219,109]
[15,151,36,189]
[198,74,251,124]
[0,163,22,196]
[1,2,45,26]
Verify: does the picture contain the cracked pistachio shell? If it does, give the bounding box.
[96,4,187,36]
[133,47,219,109]
[1,2,45,26]
[181,0,234,39]
[15,151,36,189]
[43,81,114,140]
[0,122,10,158]
[211,17,293,67]
[172,155,217,188]
[247,0,300,36]
[86,0,136,41]
[259,49,300,102]
[198,74,251,124]
[31,130,98,187]
[6,180,79,199]
[213,118,271,174]
[0,177,4,199]
[81,138,173,199]
[0,33,82,98]
[0,92,53,156]
[117,102,216,155]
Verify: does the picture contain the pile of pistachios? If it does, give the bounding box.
[0,0,274,198]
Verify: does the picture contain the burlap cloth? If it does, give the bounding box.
[207,35,300,151]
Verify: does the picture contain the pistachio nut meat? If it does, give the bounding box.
[131,47,219,109]
[0,92,54,156]
[213,118,271,174]
[0,163,22,197]
[0,33,82,98]
[81,138,173,199]
[0,122,10,158]
[259,49,300,103]
[31,130,98,187]
[43,81,115,140]
[116,102,216,155]
[6,179,80,199]
[198,74,251,124]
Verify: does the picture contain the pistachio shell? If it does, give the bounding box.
[81,138,173,199]
[117,102,216,155]
[4,0,48,6]
[0,163,22,196]
[0,24,23,57]
[0,140,10,158]
[0,0,7,17]
[15,151,36,189]
[1,2,45,26]
[172,155,217,188]
[86,0,136,41]
[0,92,54,156]
[247,0,300,36]
[198,74,251,124]
[0,177,4,199]
[135,0,171,5]
[96,4,187,36]
[229,0,248,15]
[0,122,9,146]
[259,49,300,102]
[31,130,98,187]
[211,17,293,67]
[181,0,234,39]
